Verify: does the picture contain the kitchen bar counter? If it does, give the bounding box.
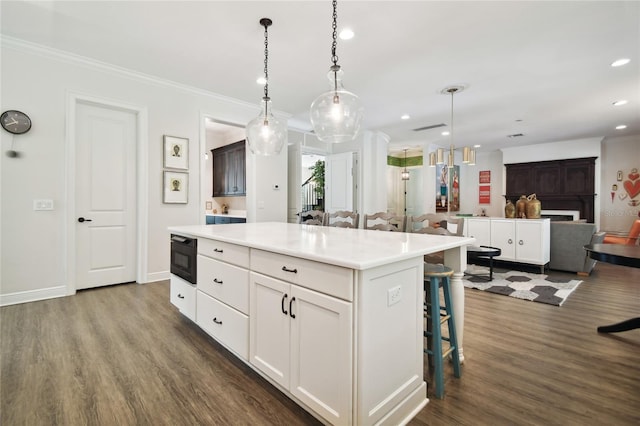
[169,222,474,425]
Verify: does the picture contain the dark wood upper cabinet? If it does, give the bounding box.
[212,140,246,197]
[506,157,596,222]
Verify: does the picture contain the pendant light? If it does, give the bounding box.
[309,0,364,143]
[401,149,410,180]
[428,85,475,168]
[246,18,286,156]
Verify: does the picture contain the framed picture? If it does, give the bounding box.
[163,171,188,204]
[164,135,189,170]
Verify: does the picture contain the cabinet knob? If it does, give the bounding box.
[508,239,513,244]
[518,240,524,245]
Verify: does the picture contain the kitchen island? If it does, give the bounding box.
[168,222,474,425]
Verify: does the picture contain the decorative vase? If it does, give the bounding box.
[504,200,516,218]
[516,195,528,219]
[526,193,541,219]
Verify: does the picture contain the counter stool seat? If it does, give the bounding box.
[424,263,461,399]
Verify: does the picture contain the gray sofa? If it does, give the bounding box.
[549,221,606,275]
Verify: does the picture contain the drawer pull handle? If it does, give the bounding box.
[177,294,185,299]
[213,278,223,284]
[508,239,513,244]
[213,248,224,253]
[213,317,222,325]
[289,297,296,319]
[281,293,288,315]
[518,240,524,245]
[282,266,298,274]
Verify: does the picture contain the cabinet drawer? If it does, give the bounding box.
[250,249,353,301]
[197,255,249,314]
[198,238,249,268]
[170,274,196,321]
[197,290,248,360]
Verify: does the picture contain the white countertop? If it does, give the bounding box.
[169,222,475,270]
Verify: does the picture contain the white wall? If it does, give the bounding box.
[600,134,640,233]
[0,38,286,304]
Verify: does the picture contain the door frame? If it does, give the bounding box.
[65,92,149,295]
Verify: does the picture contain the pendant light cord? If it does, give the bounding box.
[330,0,340,93]
[263,22,269,101]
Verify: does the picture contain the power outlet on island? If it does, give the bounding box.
[387,285,402,306]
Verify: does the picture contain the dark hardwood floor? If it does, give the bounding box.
[2,262,639,425]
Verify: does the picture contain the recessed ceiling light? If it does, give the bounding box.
[256,76,267,85]
[401,114,410,120]
[339,28,354,40]
[616,124,627,130]
[441,131,450,136]
[611,58,630,67]
[613,100,628,106]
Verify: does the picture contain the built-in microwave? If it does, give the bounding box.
[170,234,197,284]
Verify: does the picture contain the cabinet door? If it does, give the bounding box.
[212,149,227,197]
[249,272,291,389]
[466,218,491,246]
[289,285,352,424]
[515,221,547,264]
[491,220,516,260]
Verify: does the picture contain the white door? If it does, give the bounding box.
[249,272,291,389]
[325,152,354,213]
[75,102,137,289]
[289,285,352,424]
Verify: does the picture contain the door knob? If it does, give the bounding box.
[77,217,93,223]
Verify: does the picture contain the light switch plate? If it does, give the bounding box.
[33,199,54,211]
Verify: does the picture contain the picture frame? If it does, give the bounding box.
[163,171,188,204]
[163,135,189,170]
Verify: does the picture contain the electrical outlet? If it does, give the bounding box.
[387,285,402,306]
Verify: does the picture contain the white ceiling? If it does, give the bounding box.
[2,1,639,155]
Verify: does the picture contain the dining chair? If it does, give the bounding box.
[408,214,451,234]
[364,212,406,232]
[326,210,360,228]
[603,219,640,245]
[298,210,327,226]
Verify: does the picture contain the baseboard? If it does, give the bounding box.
[0,285,68,306]
[145,270,170,283]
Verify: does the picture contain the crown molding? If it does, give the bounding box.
[0,35,291,118]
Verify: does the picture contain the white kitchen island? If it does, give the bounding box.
[168,222,474,425]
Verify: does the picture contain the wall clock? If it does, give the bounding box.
[1,110,32,135]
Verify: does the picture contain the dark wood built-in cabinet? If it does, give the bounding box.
[506,157,596,223]
[212,140,246,197]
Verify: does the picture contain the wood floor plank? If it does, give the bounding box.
[2,262,639,425]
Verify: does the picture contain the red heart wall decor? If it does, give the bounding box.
[624,179,640,199]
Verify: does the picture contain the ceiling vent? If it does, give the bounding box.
[412,123,446,132]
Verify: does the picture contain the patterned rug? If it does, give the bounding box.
[463,266,582,306]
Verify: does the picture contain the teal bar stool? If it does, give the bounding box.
[424,263,461,399]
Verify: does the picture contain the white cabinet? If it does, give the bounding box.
[490,219,550,268]
[170,275,196,321]
[196,241,250,360]
[249,271,352,425]
[465,218,491,246]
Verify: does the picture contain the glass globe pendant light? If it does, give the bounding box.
[309,0,364,143]
[246,18,286,156]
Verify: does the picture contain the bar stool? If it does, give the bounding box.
[424,263,461,399]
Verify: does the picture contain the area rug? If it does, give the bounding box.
[463,266,582,306]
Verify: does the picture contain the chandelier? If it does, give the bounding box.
[309,0,364,143]
[428,86,476,167]
[246,18,286,156]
